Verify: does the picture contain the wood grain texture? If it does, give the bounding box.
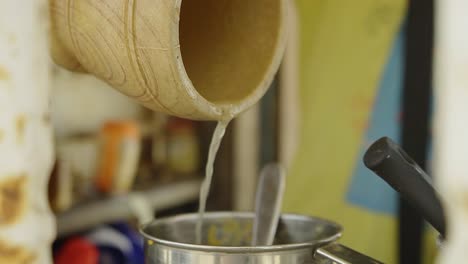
[50,0,288,120]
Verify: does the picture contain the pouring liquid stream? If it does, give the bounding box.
[196,119,231,244]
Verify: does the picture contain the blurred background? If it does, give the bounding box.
[50,0,441,263]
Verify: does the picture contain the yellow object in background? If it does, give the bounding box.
[283,1,406,263]
[167,118,200,175]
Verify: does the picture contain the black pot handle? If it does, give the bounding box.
[363,137,446,237]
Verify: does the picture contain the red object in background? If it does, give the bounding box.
[55,238,99,264]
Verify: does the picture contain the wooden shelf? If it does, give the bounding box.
[56,179,201,237]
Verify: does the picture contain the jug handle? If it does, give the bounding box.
[314,243,383,264]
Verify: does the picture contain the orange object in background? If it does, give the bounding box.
[96,121,141,194]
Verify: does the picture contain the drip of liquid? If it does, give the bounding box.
[196,119,230,244]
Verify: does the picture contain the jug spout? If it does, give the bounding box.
[49,0,287,120]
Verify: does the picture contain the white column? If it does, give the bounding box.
[0,1,55,263]
[278,0,300,170]
[233,106,260,211]
[434,0,468,263]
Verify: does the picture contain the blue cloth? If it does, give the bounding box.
[346,30,405,215]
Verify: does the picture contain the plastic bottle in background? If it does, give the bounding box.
[166,118,200,177]
[151,113,168,172]
[48,159,73,213]
[95,121,141,195]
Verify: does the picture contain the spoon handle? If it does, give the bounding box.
[252,163,286,246]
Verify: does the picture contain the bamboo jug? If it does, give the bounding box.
[49,0,287,120]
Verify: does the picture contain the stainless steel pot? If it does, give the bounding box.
[140,212,382,264]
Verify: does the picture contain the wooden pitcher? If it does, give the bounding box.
[49,0,287,120]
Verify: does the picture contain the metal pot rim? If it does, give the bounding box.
[139,211,343,253]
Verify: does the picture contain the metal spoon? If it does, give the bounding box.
[251,163,286,246]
